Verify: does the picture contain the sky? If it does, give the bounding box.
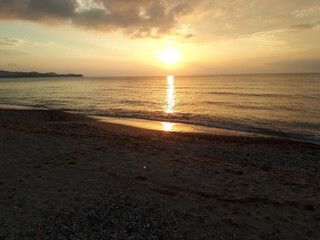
[0,0,319,76]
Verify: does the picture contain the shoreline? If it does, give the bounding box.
[1,104,318,144]
[1,108,319,175]
[0,104,263,137]
[92,115,320,145]
[1,108,319,239]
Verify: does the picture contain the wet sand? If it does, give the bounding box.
[0,109,319,239]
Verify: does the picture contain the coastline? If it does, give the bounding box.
[1,108,319,239]
[1,103,318,144]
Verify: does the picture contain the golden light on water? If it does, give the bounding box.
[165,75,175,114]
[161,122,176,131]
[161,75,176,131]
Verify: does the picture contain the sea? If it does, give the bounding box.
[0,73,319,142]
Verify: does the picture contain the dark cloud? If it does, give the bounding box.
[75,0,200,38]
[0,0,77,22]
[0,0,199,38]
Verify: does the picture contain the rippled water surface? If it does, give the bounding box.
[0,73,319,141]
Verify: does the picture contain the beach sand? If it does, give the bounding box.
[0,109,319,239]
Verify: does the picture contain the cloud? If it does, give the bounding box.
[0,37,25,46]
[0,0,318,42]
[0,0,77,22]
[0,0,200,38]
[289,24,315,31]
[192,0,320,41]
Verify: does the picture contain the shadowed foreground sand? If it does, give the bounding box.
[0,109,319,239]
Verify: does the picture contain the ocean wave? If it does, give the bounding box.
[1,74,319,143]
[207,92,318,99]
[119,100,156,106]
[78,109,320,143]
[1,102,318,143]
[204,101,307,112]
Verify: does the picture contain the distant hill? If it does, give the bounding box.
[0,70,83,78]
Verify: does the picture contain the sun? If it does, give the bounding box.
[159,47,181,65]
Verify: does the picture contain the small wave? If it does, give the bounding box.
[0,103,48,110]
[119,100,155,105]
[5,103,317,143]
[208,91,286,97]
[84,110,320,143]
[205,101,306,112]
[208,92,318,99]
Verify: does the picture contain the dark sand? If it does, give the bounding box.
[0,109,319,239]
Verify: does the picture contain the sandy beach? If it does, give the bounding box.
[0,109,319,239]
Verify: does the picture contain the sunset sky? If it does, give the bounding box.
[0,0,319,76]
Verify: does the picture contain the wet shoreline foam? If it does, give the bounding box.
[0,103,318,143]
[92,115,320,144]
[92,115,257,137]
[0,103,48,110]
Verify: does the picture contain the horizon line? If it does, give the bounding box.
[84,72,320,78]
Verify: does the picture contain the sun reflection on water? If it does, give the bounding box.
[161,122,175,131]
[165,75,175,114]
[162,75,176,131]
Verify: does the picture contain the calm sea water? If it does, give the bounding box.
[0,74,319,142]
